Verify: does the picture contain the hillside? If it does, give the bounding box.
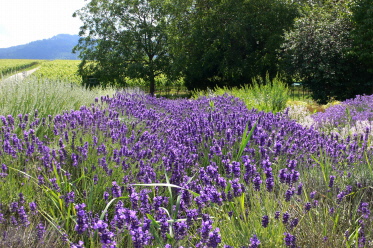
[0,34,80,60]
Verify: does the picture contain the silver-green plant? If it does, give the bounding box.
[0,76,116,119]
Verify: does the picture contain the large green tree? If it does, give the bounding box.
[280,1,372,103]
[73,0,171,95]
[169,0,298,91]
[351,0,373,73]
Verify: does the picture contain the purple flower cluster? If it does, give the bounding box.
[93,220,116,247]
[358,202,370,219]
[75,203,89,234]
[284,232,297,248]
[0,92,373,247]
[249,234,261,248]
[312,95,373,129]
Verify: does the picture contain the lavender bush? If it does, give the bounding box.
[311,95,373,139]
[0,92,372,247]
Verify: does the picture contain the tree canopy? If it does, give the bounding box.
[169,0,298,90]
[351,0,373,73]
[73,0,373,101]
[73,0,172,95]
[280,0,373,103]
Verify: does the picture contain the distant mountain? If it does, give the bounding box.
[0,34,80,60]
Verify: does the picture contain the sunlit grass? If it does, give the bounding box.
[192,74,290,113]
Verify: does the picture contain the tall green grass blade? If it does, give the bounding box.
[173,194,182,220]
[100,196,129,220]
[132,183,199,197]
[235,121,257,161]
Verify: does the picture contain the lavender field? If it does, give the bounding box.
[0,91,372,247]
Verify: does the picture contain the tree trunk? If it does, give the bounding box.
[149,72,155,96]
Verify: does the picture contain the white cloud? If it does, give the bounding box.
[0,0,86,48]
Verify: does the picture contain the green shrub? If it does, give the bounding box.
[193,73,290,113]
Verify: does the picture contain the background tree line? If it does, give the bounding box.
[73,0,372,103]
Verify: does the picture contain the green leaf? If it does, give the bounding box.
[235,121,257,161]
[100,196,129,220]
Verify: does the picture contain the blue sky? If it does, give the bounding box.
[0,0,86,48]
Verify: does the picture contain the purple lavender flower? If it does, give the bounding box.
[262,215,269,228]
[296,183,303,195]
[278,168,300,186]
[290,218,299,229]
[38,175,45,186]
[249,234,261,248]
[10,201,18,212]
[329,207,335,215]
[159,216,169,239]
[62,191,75,206]
[288,160,297,170]
[103,191,110,201]
[244,159,256,184]
[284,232,297,248]
[265,173,274,192]
[231,178,244,196]
[11,215,18,226]
[200,219,213,240]
[304,202,312,212]
[329,175,336,188]
[345,185,353,194]
[16,206,29,226]
[130,191,140,209]
[111,181,122,198]
[358,202,370,219]
[173,221,188,240]
[216,176,227,189]
[71,153,79,167]
[253,174,262,191]
[0,115,7,125]
[97,143,107,155]
[1,164,7,173]
[0,213,5,224]
[186,209,199,226]
[93,220,117,247]
[337,191,345,203]
[75,203,89,234]
[49,178,61,192]
[359,235,366,248]
[274,211,280,219]
[231,161,241,178]
[284,187,295,202]
[283,212,290,224]
[70,241,84,248]
[139,189,152,214]
[206,227,221,248]
[93,174,98,185]
[337,185,353,203]
[29,202,38,213]
[36,222,46,241]
[310,191,317,199]
[200,167,211,185]
[278,168,287,183]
